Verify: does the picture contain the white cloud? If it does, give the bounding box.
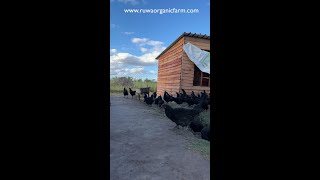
[112,0,140,5]
[131,38,149,45]
[110,37,166,67]
[110,66,145,76]
[122,32,135,35]
[110,65,158,77]
[110,52,157,66]
[147,40,164,46]
[149,70,157,74]
[131,38,164,47]
[110,49,117,55]
[110,37,165,77]
[140,47,148,53]
[129,66,144,73]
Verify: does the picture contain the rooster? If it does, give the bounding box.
[129,88,136,99]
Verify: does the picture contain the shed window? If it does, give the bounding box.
[193,65,210,87]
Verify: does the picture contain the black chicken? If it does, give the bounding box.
[201,90,207,98]
[200,93,209,111]
[191,91,196,98]
[144,94,154,106]
[185,97,195,106]
[154,96,160,105]
[201,126,210,141]
[202,102,209,111]
[158,96,164,107]
[162,101,205,129]
[164,91,171,103]
[152,92,157,99]
[129,88,136,98]
[189,118,205,132]
[123,88,128,98]
[181,89,187,97]
[143,93,147,102]
[190,95,199,105]
[174,96,184,104]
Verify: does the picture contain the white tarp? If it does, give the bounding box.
[183,42,210,74]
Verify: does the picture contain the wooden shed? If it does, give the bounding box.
[156,32,210,97]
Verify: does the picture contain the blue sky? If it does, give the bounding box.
[110,0,210,80]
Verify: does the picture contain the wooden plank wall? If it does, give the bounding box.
[181,37,210,95]
[157,38,184,97]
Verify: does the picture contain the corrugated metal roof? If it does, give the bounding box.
[155,32,210,59]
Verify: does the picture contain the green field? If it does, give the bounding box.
[110,76,157,94]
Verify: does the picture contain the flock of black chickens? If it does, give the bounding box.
[123,87,211,141]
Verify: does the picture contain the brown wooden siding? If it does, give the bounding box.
[157,36,210,97]
[184,37,210,51]
[157,38,184,96]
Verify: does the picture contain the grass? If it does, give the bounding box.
[197,111,210,126]
[190,110,210,159]
[188,137,210,159]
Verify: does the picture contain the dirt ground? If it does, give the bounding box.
[110,95,210,180]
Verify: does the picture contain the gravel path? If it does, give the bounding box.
[110,95,210,180]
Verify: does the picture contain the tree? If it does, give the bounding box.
[116,77,134,87]
[144,78,152,84]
